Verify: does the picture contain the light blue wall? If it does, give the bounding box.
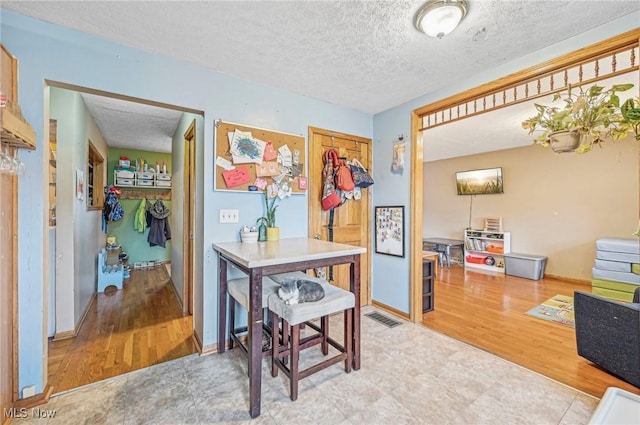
[2,10,372,396]
[370,13,640,313]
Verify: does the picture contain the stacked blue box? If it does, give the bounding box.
[592,238,640,301]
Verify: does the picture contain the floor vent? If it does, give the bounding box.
[365,312,402,328]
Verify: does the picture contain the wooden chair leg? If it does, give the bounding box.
[228,296,236,349]
[282,322,289,366]
[290,323,300,401]
[344,309,352,373]
[271,310,279,378]
[321,316,329,355]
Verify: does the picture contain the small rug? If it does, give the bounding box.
[525,294,575,328]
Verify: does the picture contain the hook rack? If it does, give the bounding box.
[118,189,172,201]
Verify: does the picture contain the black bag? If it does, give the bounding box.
[349,158,374,188]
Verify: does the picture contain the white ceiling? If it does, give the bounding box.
[3,1,639,157]
[79,93,183,154]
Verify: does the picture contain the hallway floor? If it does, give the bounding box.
[48,265,196,394]
[22,306,597,424]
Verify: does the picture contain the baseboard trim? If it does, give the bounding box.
[13,384,53,410]
[52,293,96,341]
[167,278,185,313]
[192,329,203,354]
[52,329,75,341]
[191,325,219,355]
[371,300,410,320]
[545,274,591,286]
[200,338,218,356]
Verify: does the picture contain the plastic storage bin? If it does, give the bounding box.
[504,252,547,280]
[588,387,640,425]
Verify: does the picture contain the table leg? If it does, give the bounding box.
[445,245,451,268]
[217,257,228,354]
[350,256,361,370]
[248,268,263,418]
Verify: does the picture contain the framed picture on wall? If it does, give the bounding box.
[75,169,85,201]
[375,206,405,257]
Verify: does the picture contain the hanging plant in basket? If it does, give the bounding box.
[522,83,636,153]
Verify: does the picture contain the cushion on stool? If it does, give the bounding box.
[228,276,279,309]
[268,282,354,326]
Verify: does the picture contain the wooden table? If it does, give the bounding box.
[213,237,366,418]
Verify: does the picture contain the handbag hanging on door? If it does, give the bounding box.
[349,158,374,188]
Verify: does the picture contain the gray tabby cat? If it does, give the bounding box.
[278,279,325,305]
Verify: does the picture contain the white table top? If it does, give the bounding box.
[212,237,366,268]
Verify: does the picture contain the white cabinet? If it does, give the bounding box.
[464,229,511,273]
[114,171,172,189]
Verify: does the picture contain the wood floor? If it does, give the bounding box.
[422,264,640,398]
[48,266,196,394]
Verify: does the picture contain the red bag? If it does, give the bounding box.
[322,192,341,211]
[321,149,342,210]
[336,159,355,191]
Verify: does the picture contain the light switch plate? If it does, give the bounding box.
[219,209,240,223]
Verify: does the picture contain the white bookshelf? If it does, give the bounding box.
[464,229,511,273]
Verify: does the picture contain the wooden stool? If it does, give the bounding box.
[227,277,280,357]
[268,280,354,401]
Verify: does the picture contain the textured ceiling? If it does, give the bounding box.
[80,93,183,154]
[3,1,639,157]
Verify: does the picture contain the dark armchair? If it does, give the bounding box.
[574,287,640,388]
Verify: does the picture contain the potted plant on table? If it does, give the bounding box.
[522,83,635,153]
[260,181,292,241]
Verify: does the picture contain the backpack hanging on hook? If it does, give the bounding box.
[335,155,355,191]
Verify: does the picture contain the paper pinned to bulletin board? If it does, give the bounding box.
[214,121,307,193]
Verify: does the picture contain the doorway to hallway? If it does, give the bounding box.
[46,83,201,394]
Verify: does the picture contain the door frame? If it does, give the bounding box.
[182,120,196,315]
[408,29,640,322]
[0,162,19,418]
[307,126,372,305]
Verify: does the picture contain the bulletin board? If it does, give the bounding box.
[214,120,307,193]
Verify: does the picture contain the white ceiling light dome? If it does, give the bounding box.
[415,0,469,39]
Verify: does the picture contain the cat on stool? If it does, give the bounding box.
[278,278,325,305]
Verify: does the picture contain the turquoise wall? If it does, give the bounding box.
[107,147,173,185]
[107,148,173,264]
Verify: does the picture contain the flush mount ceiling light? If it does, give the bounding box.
[415,0,469,39]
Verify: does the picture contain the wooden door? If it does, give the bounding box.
[308,127,371,305]
[182,121,196,315]
[0,149,17,419]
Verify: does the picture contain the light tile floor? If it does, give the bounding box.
[14,306,598,424]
